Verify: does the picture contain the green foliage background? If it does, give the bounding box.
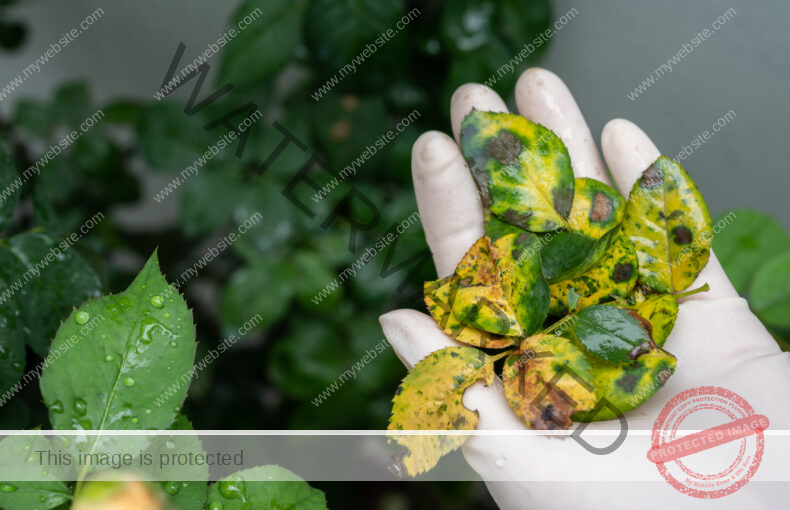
[0,0,786,508]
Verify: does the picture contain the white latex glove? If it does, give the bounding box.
[380,68,790,509]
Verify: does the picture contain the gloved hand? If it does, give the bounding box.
[379,68,790,509]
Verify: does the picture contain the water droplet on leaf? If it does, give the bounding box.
[49,401,63,414]
[73,398,87,416]
[75,311,90,325]
[123,376,136,387]
[151,296,165,308]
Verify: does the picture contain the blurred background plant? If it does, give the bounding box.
[0,0,787,508]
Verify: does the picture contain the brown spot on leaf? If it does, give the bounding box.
[613,263,633,282]
[673,225,692,244]
[590,192,613,222]
[452,416,467,428]
[532,389,572,430]
[487,130,522,165]
[641,165,663,188]
[501,209,533,227]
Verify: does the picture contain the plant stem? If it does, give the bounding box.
[674,282,710,300]
[542,313,575,335]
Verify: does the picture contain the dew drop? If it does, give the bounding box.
[12,362,21,370]
[0,484,17,492]
[131,417,139,424]
[145,409,152,415]
[49,401,63,414]
[0,345,7,359]
[75,311,90,325]
[123,376,136,387]
[169,341,177,348]
[164,312,171,319]
[164,481,180,496]
[218,477,246,500]
[104,355,114,362]
[173,406,181,413]
[165,440,176,449]
[41,469,48,477]
[73,398,87,417]
[151,296,165,309]
[208,503,224,510]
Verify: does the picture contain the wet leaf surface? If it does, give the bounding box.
[206,465,327,510]
[0,433,70,510]
[634,294,678,347]
[39,253,196,458]
[622,156,713,293]
[567,305,655,363]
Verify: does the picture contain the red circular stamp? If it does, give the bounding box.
[647,386,769,498]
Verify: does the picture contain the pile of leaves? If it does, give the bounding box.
[388,110,715,476]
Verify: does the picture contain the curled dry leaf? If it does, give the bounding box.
[388,346,503,477]
[622,156,713,293]
[460,110,574,232]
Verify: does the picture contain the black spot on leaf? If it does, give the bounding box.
[487,130,522,165]
[590,192,613,222]
[673,225,692,244]
[641,165,663,188]
[613,263,633,282]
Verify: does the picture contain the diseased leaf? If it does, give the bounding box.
[713,209,790,293]
[505,333,676,427]
[388,346,501,476]
[567,178,625,240]
[207,465,327,510]
[460,110,574,232]
[492,232,550,336]
[549,232,639,314]
[634,295,678,347]
[39,252,196,451]
[424,276,514,349]
[0,433,71,510]
[452,237,523,336]
[622,156,713,293]
[484,212,527,242]
[0,231,103,356]
[749,252,790,332]
[539,229,616,283]
[568,305,655,363]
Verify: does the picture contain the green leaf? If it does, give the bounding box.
[749,252,790,332]
[549,231,638,315]
[0,433,71,510]
[388,346,502,477]
[291,251,341,310]
[219,0,307,89]
[440,0,497,54]
[67,135,119,177]
[305,0,406,92]
[13,99,52,139]
[268,321,344,399]
[52,82,91,128]
[713,209,790,293]
[136,102,215,172]
[0,231,103,356]
[207,465,327,510]
[145,415,208,510]
[181,170,243,237]
[0,148,20,231]
[621,156,713,293]
[569,305,655,363]
[39,251,195,437]
[460,110,574,232]
[220,262,293,338]
[497,0,552,52]
[101,100,143,124]
[539,229,614,283]
[0,274,25,398]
